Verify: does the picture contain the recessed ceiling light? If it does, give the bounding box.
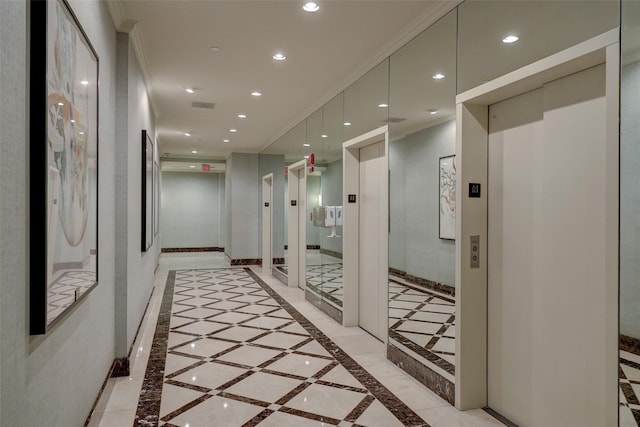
[502,34,519,44]
[378,103,388,108]
[273,53,286,61]
[210,46,221,52]
[238,114,247,118]
[251,91,262,97]
[303,2,319,12]
[223,139,230,143]
[185,88,195,94]
[80,80,89,85]
[321,134,328,138]
[184,132,191,136]
[343,122,351,126]
[432,73,445,80]
[303,143,310,147]
[57,102,64,106]
[428,109,438,115]
[191,150,198,154]
[189,165,196,168]
[229,129,237,133]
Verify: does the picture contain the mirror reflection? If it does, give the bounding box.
[387,9,457,404]
[620,1,640,425]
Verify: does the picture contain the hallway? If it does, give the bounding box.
[87,254,502,426]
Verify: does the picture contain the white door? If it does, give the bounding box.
[487,64,607,426]
[262,174,272,270]
[359,140,387,341]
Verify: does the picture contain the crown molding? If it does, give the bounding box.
[106,0,160,119]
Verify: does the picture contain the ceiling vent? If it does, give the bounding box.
[388,117,406,123]
[191,101,215,109]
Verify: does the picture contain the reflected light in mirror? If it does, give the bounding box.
[379,103,389,108]
[304,143,311,147]
[432,73,445,79]
[344,122,351,126]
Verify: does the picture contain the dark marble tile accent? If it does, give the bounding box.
[274,380,311,406]
[621,357,640,372]
[160,394,213,423]
[387,343,454,405]
[135,271,176,426]
[217,370,256,391]
[161,247,224,253]
[272,257,285,265]
[166,360,207,379]
[243,409,275,427]
[278,406,342,425]
[271,266,288,285]
[110,357,130,378]
[319,248,343,259]
[218,391,272,408]
[621,334,640,356]
[307,245,321,250]
[389,269,455,297]
[388,330,455,375]
[345,394,375,422]
[245,268,429,427]
[231,258,263,266]
[305,288,343,324]
[165,378,212,393]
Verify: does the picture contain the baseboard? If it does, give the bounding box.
[389,268,455,297]
[621,334,640,356]
[319,248,343,259]
[161,247,224,253]
[230,258,262,266]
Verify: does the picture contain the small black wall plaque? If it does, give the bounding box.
[348,194,357,203]
[291,200,297,206]
[469,183,481,198]
[264,202,270,207]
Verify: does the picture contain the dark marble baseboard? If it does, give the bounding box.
[387,343,454,405]
[319,248,343,259]
[621,334,640,356]
[110,357,130,377]
[272,266,288,285]
[230,258,262,266]
[272,257,285,265]
[53,261,84,271]
[305,288,343,324]
[283,245,320,250]
[162,247,224,253]
[389,268,455,297]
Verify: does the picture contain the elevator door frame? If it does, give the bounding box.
[342,125,389,342]
[287,159,307,289]
[454,29,619,425]
[262,173,273,271]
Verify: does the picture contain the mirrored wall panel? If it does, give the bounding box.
[388,9,457,405]
[457,0,619,93]
[621,1,640,424]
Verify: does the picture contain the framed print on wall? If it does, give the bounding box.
[142,130,154,251]
[30,0,100,334]
[439,155,456,240]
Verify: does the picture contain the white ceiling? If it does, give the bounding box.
[108,0,457,161]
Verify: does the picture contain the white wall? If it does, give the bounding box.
[226,153,260,261]
[621,60,640,339]
[321,159,343,255]
[161,171,225,248]
[0,0,119,425]
[307,174,322,247]
[389,120,456,286]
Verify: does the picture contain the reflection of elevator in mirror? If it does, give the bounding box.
[343,126,389,342]
[286,159,307,289]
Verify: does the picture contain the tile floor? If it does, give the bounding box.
[87,253,503,427]
[621,350,640,426]
[48,269,96,323]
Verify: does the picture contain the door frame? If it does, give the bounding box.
[454,29,619,423]
[262,173,273,270]
[343,125,389,342]
[287,159,307,288]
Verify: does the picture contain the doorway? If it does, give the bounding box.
[343,126,388,342]
[287,159,307,289]
[455,30,619,426]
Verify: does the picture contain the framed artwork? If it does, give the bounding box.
[142,130,154,251]
[439,155,456,240]
[153,159,160,236]
[30,0,99,334]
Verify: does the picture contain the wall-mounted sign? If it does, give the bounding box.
[469,183,481,198]
[291,200,297,206]
[264,202,269,207]
[348,194,357,203]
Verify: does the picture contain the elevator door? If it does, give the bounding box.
[487,64,606,426]
[359,140,386,341]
